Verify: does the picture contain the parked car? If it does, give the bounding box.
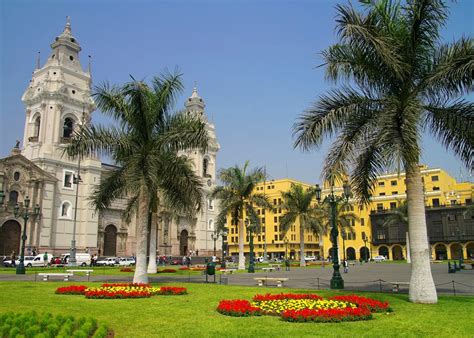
[119,257,136,266]
[3,256,35,267]
[96,257,118,266]
[373,255,387,262]
[304,256,317,262]
[60,253,91,267]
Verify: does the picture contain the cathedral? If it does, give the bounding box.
[0,19,220,258]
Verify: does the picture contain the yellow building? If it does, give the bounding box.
[226,179,322,260]
[226,166,473,261]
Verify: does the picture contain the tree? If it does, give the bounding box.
[279,184,324,266]
[212,162,271,270]
[294,0,473,303]
[65,71,208,283]
[383,200,409,228]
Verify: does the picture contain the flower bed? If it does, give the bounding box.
[120,267,134,272]
[217,293,391,322]
[179,266,189,270]
[55,283,187,299]
[55,285,88,295]
[217,300,262,317]
[156,269,177,273]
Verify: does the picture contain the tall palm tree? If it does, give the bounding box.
[279,184,324,266]
[212,162,271,270]
[294,0,473,303]
[383,200,409,228]
[65,71,209,283]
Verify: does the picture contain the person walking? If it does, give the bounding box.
[10,251,16,267]
[343,259,349,273]
[43,252,49,267]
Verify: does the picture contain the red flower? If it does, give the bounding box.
[157,269,177,273]
[217,300,262,317]
[55,285,87,295]
[329,295,392,313]
[158,287,187,295]
[281,307,372,322]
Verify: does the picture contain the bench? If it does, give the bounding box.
[262,267,276,273]
[390,282,410,293]
[38,273,73,281]
[220,269,237,275]
[254,277,289,288]
[66,269,94,277]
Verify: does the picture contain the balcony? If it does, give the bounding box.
[28,136,38,142]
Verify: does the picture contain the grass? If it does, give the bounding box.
[0,282,472,337]
[0,266,204,276]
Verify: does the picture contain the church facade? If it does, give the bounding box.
[0,19,220,258]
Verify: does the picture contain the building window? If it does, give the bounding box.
[62,118,74,138]
[376,203,383,211]
[362,232,366,240]
[274,216,277,223]
[207,199,214,210]
[203,158,209,177]
[391,180,397,186]
[447,214,456,221]
[361,218,365,226]
[8,191,19,206]
[60,201,72,218]
[390,202,397,210]
[208,219,214,230]
[466,199,472,205]
[392,191,398,195]
[273,199,277,205]
[432,198,440,207]
[34,116,41,137]
[379,192,386,196]
[431,175,439,182]
[433,186,440,191]
[379,181,385,187]
[63,170,74,189]
[13,172,20,181]
[261,209,265,215]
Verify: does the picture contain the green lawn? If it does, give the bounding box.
[0,282,472,337]
[0,266,204,276]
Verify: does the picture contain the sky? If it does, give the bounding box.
[1,0,473,184]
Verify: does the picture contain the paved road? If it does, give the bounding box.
[1,263,472,295]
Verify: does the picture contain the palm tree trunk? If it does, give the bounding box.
[238,219,245,270]
[406,165,437,303]
[299,220,306,267]
[147,214,157,274]
[133,187,149,284]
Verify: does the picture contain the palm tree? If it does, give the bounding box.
[294,0,473,303]
[65,71,209,283]
[383,200,409,228]
[279,184,324,266]
[212,162,271,270]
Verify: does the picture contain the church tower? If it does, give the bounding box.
[168,87,220,256]
[20,18,102,253]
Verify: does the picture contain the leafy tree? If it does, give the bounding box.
[212,162,271,270]
[294,0,473,303]
[279,184,324,266]
[66,71,208,283]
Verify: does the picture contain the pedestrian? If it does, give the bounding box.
[182,255,186,265]
[343,259,349,273]
[43,252,49,267]
[186,255,191,268]
[10,251,16,267]
[285,258,290,271]
[32,247,37,256]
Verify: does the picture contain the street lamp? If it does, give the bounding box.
[245,218,255,273]
[221,230,227,269]
[315,180,351,289]
[211,232,217,257]
[284,237,289,259]
[13,196,40,274]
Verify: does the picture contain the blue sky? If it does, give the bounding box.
[1,0,473,183]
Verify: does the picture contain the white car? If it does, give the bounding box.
[96,257,118,266]
[3,256,35,267]
[373,255,387,262]
[119,257,136,266]
[304,256,317,262]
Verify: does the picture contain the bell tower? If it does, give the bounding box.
[18,17,101,253]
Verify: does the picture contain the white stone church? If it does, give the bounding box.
[0,19,220,258]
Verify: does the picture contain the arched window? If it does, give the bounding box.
[203,158,209,177]
[8,191,18,206]
[60,201,72,218]
[34,116,41,137]
[63,118,74,138]
[208,219,214,230]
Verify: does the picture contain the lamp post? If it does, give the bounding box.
[284,237,289,260]
[341,229,346,261]
[363,237,368,262]
[211,232,217,257]
[315,180,350,290]
[13,196,40,274]
[245,218,255,273]
[221,230,227,269]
